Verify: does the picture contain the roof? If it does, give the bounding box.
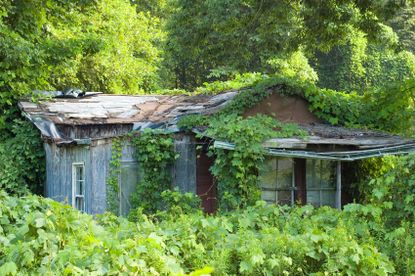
[211,124,415,161]
[19,92,237,126]
[19,91,237,143]
[19,91,415,159]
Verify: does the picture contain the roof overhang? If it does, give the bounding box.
[214,140,415,161]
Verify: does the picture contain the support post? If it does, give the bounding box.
[336,161,342,210]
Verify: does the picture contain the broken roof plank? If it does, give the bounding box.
[263,136,412,149]
[19,92,239,125]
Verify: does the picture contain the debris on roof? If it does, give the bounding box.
[19,92,238,126]
[33,89,102,99]
[215,124,415,161]
[19,91,415,154]
[19,91,238,143]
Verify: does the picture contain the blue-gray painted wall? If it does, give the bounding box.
[44,133,197,215]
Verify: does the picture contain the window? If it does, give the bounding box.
[72,162,85,212]
[260,158,294,205]
[306,160,336,207]
[119,161,139,216]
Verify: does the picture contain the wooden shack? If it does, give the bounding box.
[19,90,415,214]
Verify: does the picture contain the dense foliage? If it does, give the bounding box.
[0,0,163,130]
[175,73,415,211]
[5,153,415,276]
[129,130,178,214]
[165,0,411,88]
[206,115,306,211]
[3,153,415,274]
[1,1,415,274]
[0,119,44,195]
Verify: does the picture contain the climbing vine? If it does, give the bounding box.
[106,137,123,214]
[129,129,178,214]
[205,114,306,211]
[176,73,415,211]
[107,74,414,214]
[179,74,415,135]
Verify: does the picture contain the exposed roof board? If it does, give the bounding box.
[19,92,238,126]
[19,91,415,156]
[214,140,415,161]
[263,124,411,149]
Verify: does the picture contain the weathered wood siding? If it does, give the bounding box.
[44,133,198,215]
[44,143,92,211]
[90,141,112,214]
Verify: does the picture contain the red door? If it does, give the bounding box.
[196,146,217,213]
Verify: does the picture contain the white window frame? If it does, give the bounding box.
[72,162,86,212]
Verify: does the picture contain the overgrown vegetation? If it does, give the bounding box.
[106,138,123,214]
[4,152,415,274]
[205,115,306,211]
[129,130,178,214]
[1,177,414,275]
[0,119,44,195]
[2,1,415,275]
[106,130,179,215]
[174,74,414,211]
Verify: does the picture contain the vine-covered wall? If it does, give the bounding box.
[106,74,415,215]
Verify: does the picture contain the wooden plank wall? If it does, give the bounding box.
[44,143,91,211]
[90,141,112,214]
[44,133,198,215]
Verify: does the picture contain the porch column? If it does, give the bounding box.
[336,161,342,210]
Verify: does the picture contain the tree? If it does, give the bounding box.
[0,0,164,132]
[314,28,415,92]
[165,0,410,89]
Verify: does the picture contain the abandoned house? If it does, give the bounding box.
[18,89,415,214]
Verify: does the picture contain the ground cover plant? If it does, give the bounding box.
[1,1,415,275]
[1,153,415,275]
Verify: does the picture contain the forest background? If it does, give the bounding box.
[1,0,415,274]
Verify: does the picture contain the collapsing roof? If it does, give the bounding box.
[18,91,237,143]
[19,90,415,159]
[19,92,238,125]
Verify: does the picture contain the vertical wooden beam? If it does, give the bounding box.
[294,158,307,205]
[336,161,342,210]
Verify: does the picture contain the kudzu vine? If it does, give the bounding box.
[206,115,306,211]
[107,130,178,215]
[107,74,415,214]
[177,74,415,211]
[129,129,178,214]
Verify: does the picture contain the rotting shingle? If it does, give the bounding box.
[18,92,238,126]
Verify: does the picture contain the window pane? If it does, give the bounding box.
[262,190,276,203]
[76,197,84,211]
[120,162,139,216]
[306,159,319,188]
[76,166,84,181]
[259,158,277,189]
[307,191,320,207]
[276,159,292,189]
[76,180,83,195]
[73,163,86,211]
[260,158,294,205]
[321,161,336,188]
[277,190,292,205]
[321,191,336,207]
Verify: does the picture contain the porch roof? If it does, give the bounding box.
[197,123,415,161]
[214,140,415,161]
